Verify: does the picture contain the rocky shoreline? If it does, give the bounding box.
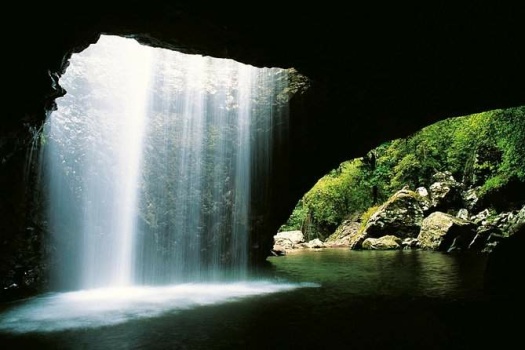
[272,171,524,255]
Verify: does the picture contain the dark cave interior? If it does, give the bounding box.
[1,2,524,300]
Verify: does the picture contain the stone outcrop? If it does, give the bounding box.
[361,188,424,240]
[456,208,469,220]
[417,212,477,251]
[427,172,463,213]
[327,170,525,253]
[362,235,402,250]
[489,207,525,234]
[514,206,525,231]
[271,176,522,269]
[462,187,480,211]
[402,238,419,249]
[325,220,360,247]
[470,208,494,225]
[271,231,327,254]
[306,239,325,249]
[469,225,504,252]
[415,187,431,211]
[272,231,305,254]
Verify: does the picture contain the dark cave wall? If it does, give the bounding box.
[1,2,525,295]
[0,124,47,298]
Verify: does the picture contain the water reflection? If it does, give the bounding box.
[267,249,487,299]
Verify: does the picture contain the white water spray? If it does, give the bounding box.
[44,35,288,289]
[0,35,306,334]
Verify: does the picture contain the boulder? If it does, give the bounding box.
[462,187,480,211]
[362,235,402,250]
[428,171,463,213]
[415,186,431,211]
[272,230,305,253]
[306,238,325,248]
[417,211,476,251]
[362,188,424,239]
[325,220,360,247]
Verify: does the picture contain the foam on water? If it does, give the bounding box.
[0,281,319,333]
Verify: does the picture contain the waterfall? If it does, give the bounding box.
[45,36,153,289]
[44,35,289,290]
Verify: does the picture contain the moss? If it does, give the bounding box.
[358,205,381,233]
[479,174,509,197]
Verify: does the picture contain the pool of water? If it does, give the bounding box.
[0,249,516,349]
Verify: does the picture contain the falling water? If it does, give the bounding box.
[45,36,153,289]
[44,35,289,290]
[0,36,319,334]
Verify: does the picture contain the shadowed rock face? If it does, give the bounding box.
[1,2,525,293]
[485,223,525,298]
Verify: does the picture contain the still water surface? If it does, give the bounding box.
[0,249,512,349]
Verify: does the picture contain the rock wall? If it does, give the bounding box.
[325,172,524,252]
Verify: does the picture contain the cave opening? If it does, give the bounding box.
[0,20,522,347]
[0,34,322,333]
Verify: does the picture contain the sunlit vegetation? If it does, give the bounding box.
[280,106,525,238]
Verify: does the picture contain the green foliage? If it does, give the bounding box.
[479,174,509,196]
[280,106,525,237]
[283,68,310,97]
[283,159,377,240]
[390,153,421,190]
[279,199,307,232]
[491,107,525,181]
[358,205,381,232]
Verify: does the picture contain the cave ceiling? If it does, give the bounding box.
[3,1,525,211]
